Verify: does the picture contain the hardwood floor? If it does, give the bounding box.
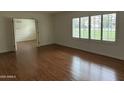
[0,42,124,81]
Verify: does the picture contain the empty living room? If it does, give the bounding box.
[1,0,124,93]
[0,11,124,81]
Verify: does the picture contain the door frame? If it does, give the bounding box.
[12,18,39,51]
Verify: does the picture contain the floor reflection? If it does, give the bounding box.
[71,56,117,80]
[15,40,38,80]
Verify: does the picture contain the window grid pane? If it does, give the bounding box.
[80,17,89,39]
[91,15,101,40]
[72,18,80,38]
[103,13,116,41]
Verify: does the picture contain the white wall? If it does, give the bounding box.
[54,11,124,60]
[14,19,36,42]
[0,12,54,53]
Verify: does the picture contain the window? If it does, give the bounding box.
[91,15,101,40]
[80,17,89,39]
[72,13,116,42]
[102,13,116,41]
[72,18,80,38]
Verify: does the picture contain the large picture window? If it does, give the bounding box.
[72,18,80,38]
[102,13,116,41]
[91,15,101,40]
[80,17,89,39]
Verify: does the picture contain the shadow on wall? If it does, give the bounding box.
[0,17,14,52]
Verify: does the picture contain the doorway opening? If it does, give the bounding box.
[13,18,39,51]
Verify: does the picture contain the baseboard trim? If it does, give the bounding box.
[54,43,124,61]
[1,43,123,61]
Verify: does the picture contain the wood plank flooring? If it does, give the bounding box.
[0,41,124,81]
